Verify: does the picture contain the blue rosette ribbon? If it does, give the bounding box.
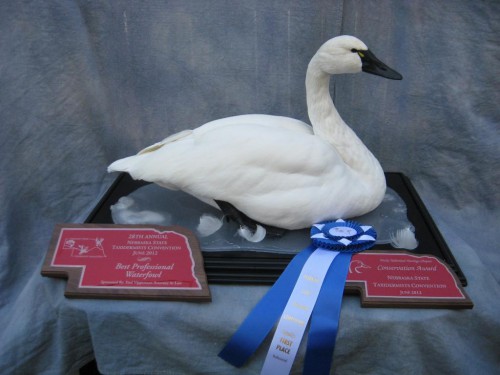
[219,219,376,375]
[310,219,377,252]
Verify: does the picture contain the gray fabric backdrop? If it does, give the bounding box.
[1,1,499,374]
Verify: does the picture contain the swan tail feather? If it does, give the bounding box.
[107,155,148,181]
[108,154,179,190]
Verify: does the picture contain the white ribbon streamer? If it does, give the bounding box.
[260,248,339,375]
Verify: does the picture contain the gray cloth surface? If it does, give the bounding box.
[1,1,499,374]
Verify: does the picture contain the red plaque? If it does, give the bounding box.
[345,251,472,308]
[42,224,211,301]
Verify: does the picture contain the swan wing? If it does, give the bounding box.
[138,129,193,155]
[196,114,313,135]
[109,122,368,228]
[136,114,313,155]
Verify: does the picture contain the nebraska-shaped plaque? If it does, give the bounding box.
[346,251,472,308]
[42,224,211,301]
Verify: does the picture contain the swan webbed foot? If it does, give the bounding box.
[214,200,287,238]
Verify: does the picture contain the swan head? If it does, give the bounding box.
[311,35,402,80]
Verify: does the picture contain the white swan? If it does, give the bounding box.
[108,35,402,235]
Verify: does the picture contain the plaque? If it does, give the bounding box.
[41,224,211,301]
[345,251,472,308]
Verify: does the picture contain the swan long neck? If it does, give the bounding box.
[305,61,384,185]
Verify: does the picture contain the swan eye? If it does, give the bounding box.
[351,49,365,58]
[351,48,365,58]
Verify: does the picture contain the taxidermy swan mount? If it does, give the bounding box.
[108,35,402,240]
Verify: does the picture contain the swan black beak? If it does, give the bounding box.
[359,50,402,80]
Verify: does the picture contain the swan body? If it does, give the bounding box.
[108,35,402,232]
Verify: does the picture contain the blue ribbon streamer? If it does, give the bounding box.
[218,245,316,367]
[303,252,353,374]
[219,220,376,373]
